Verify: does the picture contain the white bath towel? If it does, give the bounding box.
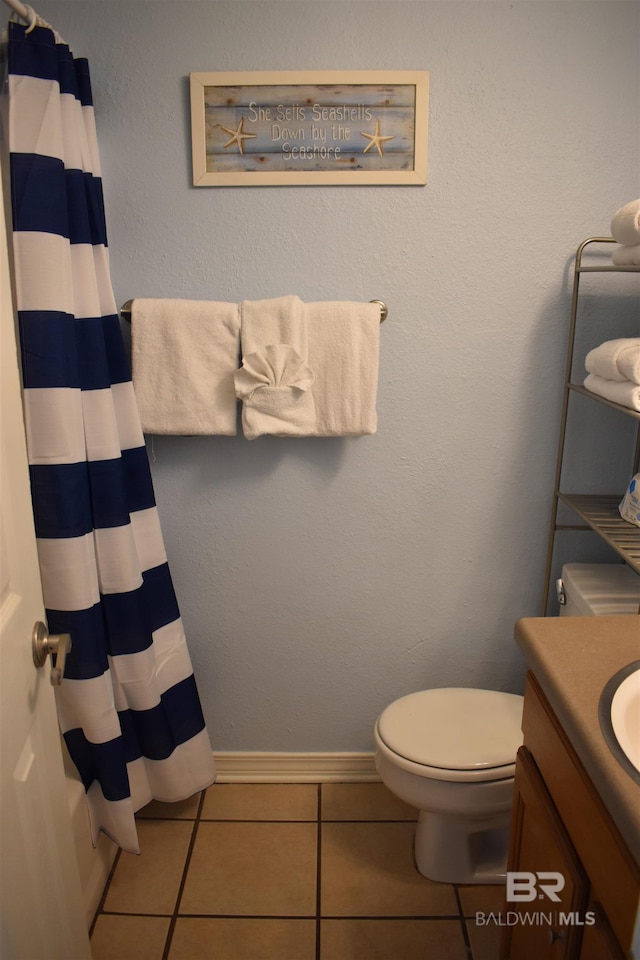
[612,243,640,267]
[585,338,640,384]
[306,300,380,436]
[235,296,380,438]
[235,295,316,439]
[131,298,240,435]
[610,199,640,247]
[238,295,309,358]
[584,373,640,412]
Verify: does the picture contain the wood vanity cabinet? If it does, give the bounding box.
[500,746,588,959]
[578,904,626,960]
[500,673,639,960]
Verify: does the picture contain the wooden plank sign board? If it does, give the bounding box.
[190,71,429,186]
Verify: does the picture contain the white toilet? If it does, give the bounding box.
[374,687,524,885]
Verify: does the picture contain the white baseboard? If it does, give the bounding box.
[212,751,380,783]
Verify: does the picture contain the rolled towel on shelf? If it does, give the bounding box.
[583,373,640,412]
[612,243,640,267]
[130,298,240,435]
[610,199,640,247]
[618,345,640,384]
[585,338,640,384]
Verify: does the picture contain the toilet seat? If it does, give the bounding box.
[376,688,523,782]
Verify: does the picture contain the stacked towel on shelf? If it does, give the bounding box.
[583,374,640,412]
[584,338,640,412]
[235,295,380,438]
[612,245,640,267]
[585,338,640,383]
[610,199,640,266]
[130,299,240,435]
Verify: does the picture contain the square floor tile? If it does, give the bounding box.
[466,916,503,960]
[201,783,318,821]
[136,793,201,820]
[320,918,469,960]
[321,783,416,821]
[104,820,193,915]
[168,917,316,959]
[90,914,170,960]
[321,822,458,917]
[457,882,506,917]
[179,821,317,916]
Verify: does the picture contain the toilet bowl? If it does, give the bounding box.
[374,687,524,885]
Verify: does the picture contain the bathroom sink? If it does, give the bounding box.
[610,665,640,772]
[599,660,640,784]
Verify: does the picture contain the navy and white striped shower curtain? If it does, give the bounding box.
[6,19,216,853]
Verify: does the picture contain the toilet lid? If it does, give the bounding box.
[377,688,524,771]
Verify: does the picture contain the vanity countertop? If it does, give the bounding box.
[515,614,640,863]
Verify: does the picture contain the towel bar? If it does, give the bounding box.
[119,299,387,322]
[369,300,388,323]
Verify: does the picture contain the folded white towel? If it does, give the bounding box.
[235,295,380,438]
[610,199,640,247]
[585,338,640,384]
[306,300,380,436]
[612,243,640,266]
[584,373,640,412]
[131,298,240,435]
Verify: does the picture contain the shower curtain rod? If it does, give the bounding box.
[3,0,32,23]
[3,2,65,46]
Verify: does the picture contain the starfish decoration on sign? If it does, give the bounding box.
[361,119,395,157]
[221,117,257,155]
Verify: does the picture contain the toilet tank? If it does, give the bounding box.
[557,563,640,616]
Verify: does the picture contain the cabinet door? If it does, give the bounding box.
[579,904,626,960]
[500,747,589,960]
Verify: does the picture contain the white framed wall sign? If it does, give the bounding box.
[190,70,429,186]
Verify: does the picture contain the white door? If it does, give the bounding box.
[0,157,91,958]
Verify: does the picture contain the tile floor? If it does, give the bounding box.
[90,782,505,960]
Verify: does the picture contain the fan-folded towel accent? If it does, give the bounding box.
[235,295,315,439]
[612,243,640,267]
[235,344,316,438]
[131,299,240,435]
[235,295,380,438]
[583,373,640,412]
[610,199,640,247]
[585,338,640,384]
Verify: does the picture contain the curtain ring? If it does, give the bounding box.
[24,4,38,34]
